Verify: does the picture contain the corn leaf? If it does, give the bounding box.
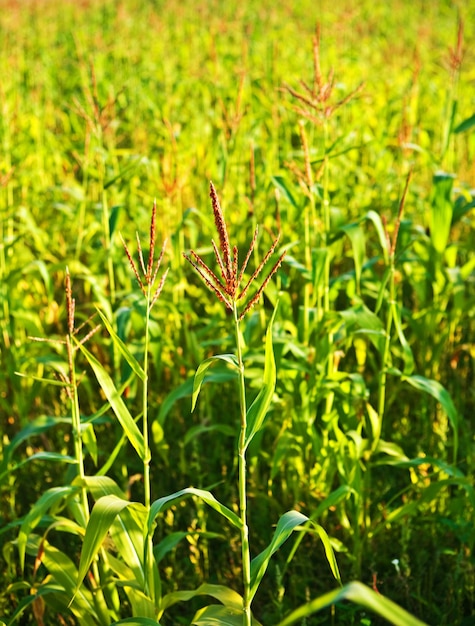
[114,617,160,626]
[95,308,145,381]
[17,486,76,571]
[76,495,146,593]
[276,581,428,626]
[245,307,277,448]
[191,354,239,411]
[76,340,145,460]
[250,510,308,602]
[148,488,242,535]
[430,172,455,254]
[192,605,262,625]
[161,583,243,612]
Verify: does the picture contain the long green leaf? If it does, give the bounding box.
[148,488,242,536]
[245,307,277,448]
[340,222,366,293]
[271,175,299,209]
[402,374,459,460]
[192,604,262,626]
[311,523,341,583]
[17,486,76,570]
[76,495,145,592]
[430,172,455,254]
[95,308,146,381]
[454,113,475,134]
[114,617,160,626]
[250,510,308,601]
[365,210,390,263]
[39,541,101,626]
[191,354,239,411]
[276,581,428,626]
[76,340,145,460]
[161,583,243,612]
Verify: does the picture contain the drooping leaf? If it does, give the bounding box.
[271,175,299,210]
[402,374,459,440]
[191,354,239,412]
[365,210,390,262]
[76,496,146,593]
[250,510,308,601]
[311,523,341,583]
[161,583,243,613]
[17,486,77,570]
[148,488,242,536]
[192,604,262,626]
[276,581,428,626]
[76,340,145,460]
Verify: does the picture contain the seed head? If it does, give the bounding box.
[184,182,286,320]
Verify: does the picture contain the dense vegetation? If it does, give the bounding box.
[1,0,474,624]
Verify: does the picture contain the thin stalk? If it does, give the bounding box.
[233,302,252,626]
[142,285,156,603]
[321,121,336,418]
[143,288,152,510]
[67,335,90,527]
[378,263,396,421]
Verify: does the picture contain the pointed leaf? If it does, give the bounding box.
[18,486,76,570]
[276,581,428,626]
[272,175,299,209]
[95,308,145,381]
[311,523,341,583]
[76,340,145,460]
[114,617,160,626]
[365,210,390,262]
[454,113,475,134]
[250,510,308,601]
[340,222,366,292]
[148,488,242,535]
[192,604,263,626]
[402,374,459,432]
[191,354,239,411]
[82,475,126,500]
[245,308,277,448]
[161,583,243,612]
[76,495,144,592]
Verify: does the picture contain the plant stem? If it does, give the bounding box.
[67,335,90,526]
[143,287,156,602]
[143,290,152,511]
[233,303,252,626]
[378,262,395,422]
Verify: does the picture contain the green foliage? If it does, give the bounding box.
[1,0,474,625]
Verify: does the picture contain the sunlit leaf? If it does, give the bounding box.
[245,307,277,448]
[191,354,239,411]
[250,510,308,601]
[17,486,77,571]
[276,581,428,626]
[148,488,242,535]
[76,496,145,593]
[95,308,145,381]
[430,172,455,254]
[161,583,243,613]
[76,340,145,460]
